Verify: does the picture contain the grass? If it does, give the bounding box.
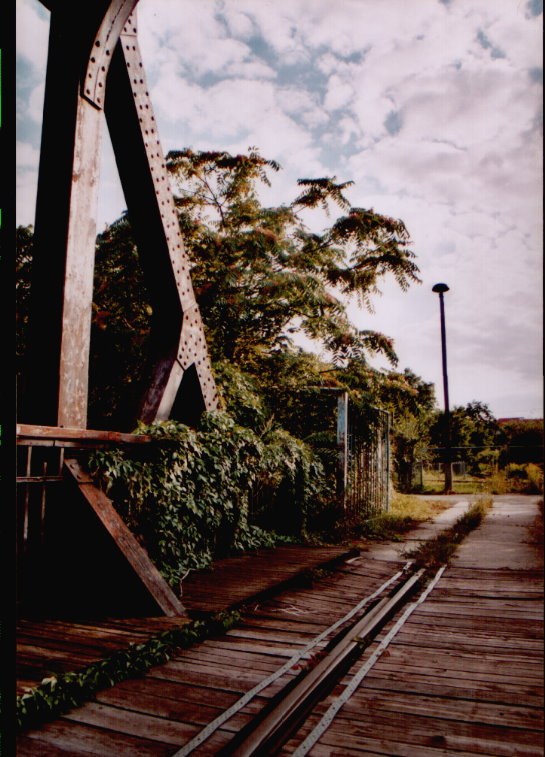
[420,473,489,495]
[327,492,454,545]
[404,495,493,568]
[420,465,544,496]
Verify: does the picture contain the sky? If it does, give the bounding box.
[16,0,543,420]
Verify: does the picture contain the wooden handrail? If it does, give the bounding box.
[16,424,152,444]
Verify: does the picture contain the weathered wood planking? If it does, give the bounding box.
[17,555,396,755]
[16,544,359,699]
[16,616,192,697]
[282,564,544,756]
[181,545,358,613]
[18,553,542,756]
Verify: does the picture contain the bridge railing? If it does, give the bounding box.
[15,424,186,618]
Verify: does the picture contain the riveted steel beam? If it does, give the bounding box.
[24,3,218,429]
[105,13,219,424]
[23,1,137,428]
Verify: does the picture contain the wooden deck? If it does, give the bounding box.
[285,565,544,756]
[16,556,398,755]
[16,500,544,756]
[16,617,191,697]
[181,544,359,614]
[17,557,544,755]
[16,544,355,696]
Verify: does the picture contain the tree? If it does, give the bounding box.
[429,401,502,476]
[376,369,436,491]
[499,419,544,466]
[17,148,423,493]
[165,148,419,368]
[81,147,419,428]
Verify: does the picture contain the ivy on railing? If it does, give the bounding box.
[88,411,326,586]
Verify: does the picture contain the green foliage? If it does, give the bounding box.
[16,610,240,732]
[378,369,436,492]
[428,401,503,476]
[89,411,326,584]
[505,463,544,493]
[165,147,418,369]
[88,214,154,428]
[17,148,421,435]
[499,419,544,465]
[16,226,34,413]
[16,147,428,561]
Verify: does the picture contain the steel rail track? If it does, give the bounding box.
[172,561,414,756]
[172,561,424,757]
[219,567,429,756]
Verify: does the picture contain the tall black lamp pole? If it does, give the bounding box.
[432,283,453,493]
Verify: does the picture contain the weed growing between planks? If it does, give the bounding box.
[16,610,241,733]
[403,496,493,568]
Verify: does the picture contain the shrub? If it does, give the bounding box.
[89,411,326,585]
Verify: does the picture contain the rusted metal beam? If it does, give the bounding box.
[23,1,137,429]
[104,13,219,425]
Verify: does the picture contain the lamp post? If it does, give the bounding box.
[432,283,453,493]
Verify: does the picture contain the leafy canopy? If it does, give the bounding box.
[165,147,420,367]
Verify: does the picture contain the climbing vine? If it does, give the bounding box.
[89,411,326,586]
[17,611,240,732]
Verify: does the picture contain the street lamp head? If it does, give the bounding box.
[432,282,449,294]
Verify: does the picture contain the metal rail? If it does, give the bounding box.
[172,562,413,757]
[292,565,447,756]
[170,562,446,756]
[221,568,426,756]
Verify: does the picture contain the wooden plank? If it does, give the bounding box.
[61,702,201,745]
[370,659,544,686]
[18,720,174,757]
[343,688,544,730]
[311,720,544,757]
[109,676,243,709]
[94,686,262,730]
[360,672,543,708]
[17,424,151,444]
[315,700,545,749]
[64,459,185,617]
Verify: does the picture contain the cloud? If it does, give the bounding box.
[16,0,542,418]
[16,0,49,72]
[16,142,40,225]
[16,140,40,168]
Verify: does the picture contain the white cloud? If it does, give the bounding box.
[16,140,40,168]
[324,74,354,112]
[16,0,49,71]
[16,0,542,418]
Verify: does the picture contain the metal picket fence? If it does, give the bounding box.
[337,393,391,518]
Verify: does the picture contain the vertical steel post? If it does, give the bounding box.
[385,410,391,512]
[337,392,349,509]
[23,1,138,428]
